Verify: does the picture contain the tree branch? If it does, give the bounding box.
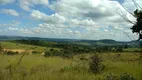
[117,9,135,24]
[132,0,142,10]
[119,2,135,17]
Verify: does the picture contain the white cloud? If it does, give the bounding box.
[0,0,14,4]
[1,0,141,41]
[19,28,34,34]
[0,9,19,16]
[0,20,20,27]
[69,19,96,27]
[50,0,122,21]
[7,27,34,35]
[8,27,19,31]
[27,0,139,41]
[30,10,66,24]
[49,0,138,25]
[29,10,101,39]
[19,0,49,11]
[32,23,86,39]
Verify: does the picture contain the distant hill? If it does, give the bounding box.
[98,39,116,43]
[0,35,141,48]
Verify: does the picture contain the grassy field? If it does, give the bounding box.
[0,41,62,54]
[1,41,47,52]
[0,53,142,80]
[123,48,142,52]
[0,41,142,80]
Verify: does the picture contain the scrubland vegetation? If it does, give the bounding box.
[0,40,142,80]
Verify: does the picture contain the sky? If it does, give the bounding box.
[0,0,142,41]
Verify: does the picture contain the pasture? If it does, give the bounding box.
[0,41,60,54]
[0,53,142,80]
[0,41,142,80]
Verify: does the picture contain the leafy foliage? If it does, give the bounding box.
[131,9,142,40]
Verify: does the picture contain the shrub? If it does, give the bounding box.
[44,49,61,57]
[116,47,123,52]
[32,51,39,54]
[105,73,118,80]
[120,73,136,80]
[61,53,73,59]
[44,49,73,58]
[89,54,105,74]
[5,51,19,55]
[61,50,73,58]
[0,43,3,54]
[44,51,52,57]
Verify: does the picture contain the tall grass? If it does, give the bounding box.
[0,53,142,80]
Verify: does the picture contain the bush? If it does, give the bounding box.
[44,49,60,57]
[120,73,136,80]
[105,73,136,80]
[116,47,123,52]
[32,51,39,54]
[44,49,73,58]
[0,43,3,53]
[61,50,73,58]
[5,51,19,55]
[44,51,52,57]
[61,53,73,59]
[105,73,118,80]
[89,54,105,74]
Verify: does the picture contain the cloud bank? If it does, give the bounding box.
[0,0,142,41]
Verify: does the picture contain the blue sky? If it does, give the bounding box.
[0,0,141,41]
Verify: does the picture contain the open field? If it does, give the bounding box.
[0,53,142,80]
[0,41,142,80]
[123,48,142,52]
[1,42,47,53]
[1,41,61,53]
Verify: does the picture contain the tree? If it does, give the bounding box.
[118,0,142,41]
[131,9,142,41]
[0,43,3,53]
